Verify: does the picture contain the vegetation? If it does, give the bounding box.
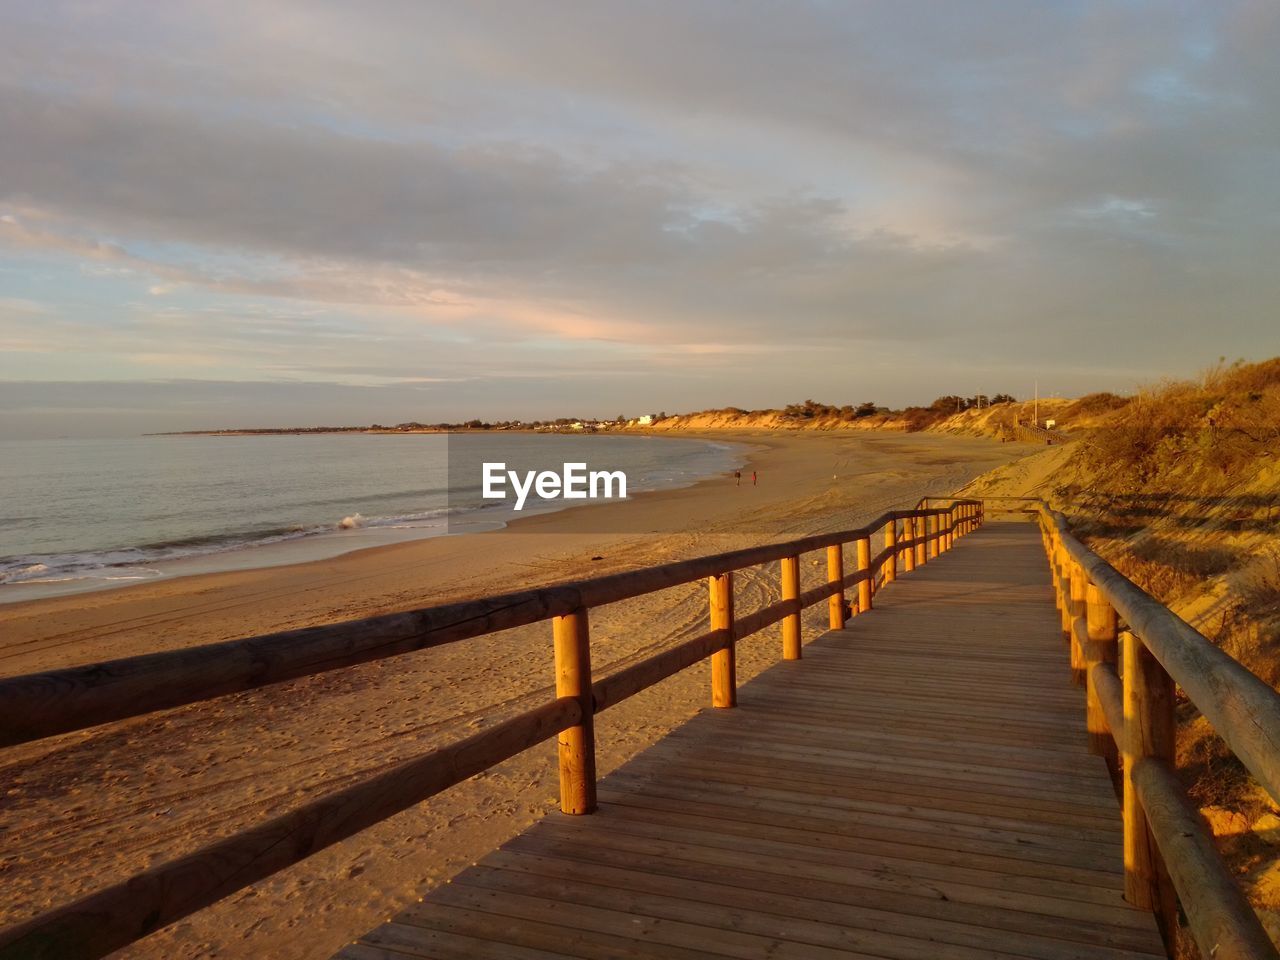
[780,399,885,421]
[1080,359,1280,485]
[770,393,1015,428]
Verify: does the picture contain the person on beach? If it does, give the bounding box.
[735,470,741,486]
[752,470,758,486]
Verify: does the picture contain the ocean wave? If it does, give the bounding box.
[0,506,458,587]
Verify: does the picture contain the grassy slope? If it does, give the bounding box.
[959,358,1280,940]
[639,395,1087,436]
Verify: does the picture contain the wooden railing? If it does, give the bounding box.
[1004,420,1071,444]
[0,500,983,960]
[1002,496,1280,960]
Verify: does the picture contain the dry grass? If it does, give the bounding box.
[1111,536,1241,601]
[1060,391,1132,421]
[1081,357,1280,483]
[1234,547,1280,620]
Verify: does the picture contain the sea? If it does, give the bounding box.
[0,432,745,602]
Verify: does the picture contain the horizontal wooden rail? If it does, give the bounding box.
[0,506,959,748]
[0,697,582,960]
[1133,758,1277,960]
[0,499,983,960]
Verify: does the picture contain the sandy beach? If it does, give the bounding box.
[0,430,1033,959]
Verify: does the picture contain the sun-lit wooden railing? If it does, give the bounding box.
[1005,420,1071,444]
[0,500,983,960]
[977,495,1280,960]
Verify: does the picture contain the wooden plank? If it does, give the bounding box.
[363,914,593,959]
[699,704,1093,750]
[672,716,1102,771]
[477,850,1159,960]
[605,760,1125,830]
[718,700,1094,749]
[598,792,1124,883]
[602,766,1124,837]
[597,782,1124,877]
[642,737,1122,802]
[509,819,1153,931]
[535,811,1133,910]
[409,885,886,960]
[451,863,1052,960]
[605,772,1124,843]
[503,829,1161,949]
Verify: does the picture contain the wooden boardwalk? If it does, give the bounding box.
[337,523,1165,960]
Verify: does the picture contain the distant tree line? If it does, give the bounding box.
[773,394,1016,430]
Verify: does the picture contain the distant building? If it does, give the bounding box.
[636,414,654,426]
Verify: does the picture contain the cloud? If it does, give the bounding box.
[0,1,1278,434]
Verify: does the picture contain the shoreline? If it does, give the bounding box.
[0,431,774,619]
[0,431,752,605]
[0,429,1038,960]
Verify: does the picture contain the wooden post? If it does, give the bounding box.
[1086,583,1119,763]
[781,555,801,660]
[709,572,736,708]
[553,608,597,815]
[856,536,872,613]
[927,514,939,560]
[1122,628,1177,940]
[827,545,846,629]
[914,515,927,567]
[883,520,897,584]
[1069,561,1088,686]
[901,517,916,573]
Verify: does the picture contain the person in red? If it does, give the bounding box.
[752,470,758,486]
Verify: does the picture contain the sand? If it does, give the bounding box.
[0,430,1034,959]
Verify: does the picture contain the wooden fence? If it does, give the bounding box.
[0,501,982,960]
[974,494,1280,960]
[1004,420,1071,444]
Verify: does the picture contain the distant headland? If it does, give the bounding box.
[152,391,1087,438]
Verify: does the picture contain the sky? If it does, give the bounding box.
[1,1,1278,437]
